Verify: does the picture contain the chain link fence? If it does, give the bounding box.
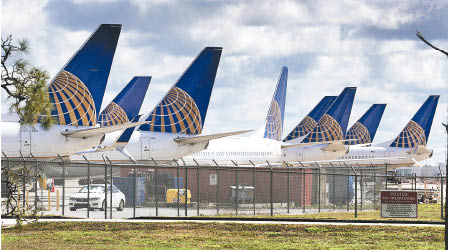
[1,155,446,221]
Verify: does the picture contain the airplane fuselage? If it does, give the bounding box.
[1,122,104,158]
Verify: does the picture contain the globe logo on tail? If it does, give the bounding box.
[390,120,426,148]
[47,70,97,126]
[147,87,202,134]
[264,100,283,140]
[98,102,129,127]
[305,114,343,142]
[345,122,371,145]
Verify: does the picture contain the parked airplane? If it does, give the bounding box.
[337,95,439,169]
[282,87,357,163]
[76,47,251,163]
[181,66,289,166]
[1,24,146,159]
[283,96,337,143]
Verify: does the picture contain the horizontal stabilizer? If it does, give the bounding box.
[174,130,253,145]
[61,121,149,138]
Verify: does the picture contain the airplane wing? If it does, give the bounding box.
[61,121,149,138]
[288,156,410,165]
[173,130,253,145]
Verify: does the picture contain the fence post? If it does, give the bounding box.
[347,167,350,212]
[31,153,38,213]
[56,190,60,211]
[174,159,180,217]
[286,162,290,214]
[3,152,11,214]
[360,169,363,211]
[373,170,376,210]
[233,160,239,216]
[133,165,137,218]
[385,163,388,190]
[350,166,357,218]
[20,153,26,210]
[193,159,200,217]
[213,160,220,216]
[83,156,91,218]
[439,166,444,220]
[47,189,51,211]
[249,160,256,216]
[267,161,273,217]
[151,158,158,217]
[303,168,306,213]
[182,159,188,216]
[102,156,108,219]
[109,158,113,219]
[60,155,66,216]
[319,165,322,213]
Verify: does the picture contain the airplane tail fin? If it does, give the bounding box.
[45,24,121,127]
[344,104,386,145]
[390,95,439,148]
[263,66,288,140]
[98,76,151,127]
[139,47,222,134]
[283,96,337,142]
[303,87,356,143]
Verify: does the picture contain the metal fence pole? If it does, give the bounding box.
[133,165,136,218]
[21,154,26,210]
[385,163,388,190]
[439,166,444,220]
[233,160,239,216]
[32,154,38,212]
[319,167,321,213]
[268,161,273,217]
[349,166,357,218]
[83,156,90,218]
[3,153,10,214]
[213,160,220,216]
[103,156,107,219]
[151,158,158,217]
[303,168,306,213]
[287,164,290,214]
[175,160,180,217]
[346,168,350,212]
[193,159,200,217]
[109,161,113,219]
[249,160,256,216]
[182,159,188,216]
[373,170,376,210]
[360,170,363,211]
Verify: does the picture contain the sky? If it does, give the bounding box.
[1,0,448,165]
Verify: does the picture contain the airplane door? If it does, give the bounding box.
[20,129,31,156]
[140,138,151,160]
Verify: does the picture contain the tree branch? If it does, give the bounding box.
[416,30,448,56]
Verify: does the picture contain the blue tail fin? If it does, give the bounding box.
[344,104,386,145]
[139,47,222,134]
[46,24,121,127]
[116,115,142,143]
[390,95,439,148]
[302,87,356,143]
[98,76,151,127]
[264,66,288,140]
[283,96,337,142]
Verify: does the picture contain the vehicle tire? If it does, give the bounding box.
[100,200,106,211]
[117,200,124,211]
[70,207,76,211]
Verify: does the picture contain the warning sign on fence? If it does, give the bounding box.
[381,191,418,218]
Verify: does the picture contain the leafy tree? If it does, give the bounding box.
[1,35,54,129]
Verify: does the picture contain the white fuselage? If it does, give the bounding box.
[1,122,103,158]
[71,130,210,163]
[335,144,432,169]
[182,137,283,166]
[281,143,347,163]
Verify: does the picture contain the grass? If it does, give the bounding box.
[209,204,444,222]
[1,222,445,249]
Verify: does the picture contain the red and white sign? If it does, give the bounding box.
[381,191,417,218]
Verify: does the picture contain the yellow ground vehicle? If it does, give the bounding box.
[166,189,191,204]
